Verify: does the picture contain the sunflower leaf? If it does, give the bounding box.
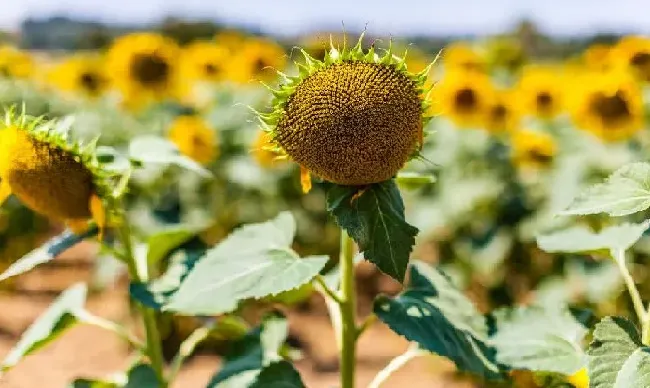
[560,163,650,217]
[249,361,306,388]
[373,261,502,379]
[587,316,650,388]
[1,283,87,373]
[325,180,418,283]
[164,212,327,315]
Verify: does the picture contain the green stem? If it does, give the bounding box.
[643,303,650,346]
[118,220,167,386]
[613,249,646,337]
[339,230,357,388]
[167,320,216,384]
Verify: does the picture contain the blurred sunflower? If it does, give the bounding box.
[228,38,287,83]
[0,111,110,234]
[181,41,229,83]
[511,129,557,169]
[612,35,650,83]
[484,89,521,134]
[583,43,613,71]
[569,70,643,142]
[106,33,181,109]
[0,46,34,79]
[485,37,526,73]
[47,55,109,99]
[516,66,564,120]
[442,42,485,72]
[214,30,247,53]
[251,131,286,169]
[434,69,494,128]
[567,368,588,388]
[168,115,218,165]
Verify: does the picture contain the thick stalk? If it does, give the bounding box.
[338,230,357,388]
[613,249,646,336]
[118,221,167,386]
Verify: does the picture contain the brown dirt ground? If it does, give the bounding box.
[0,242,476,388]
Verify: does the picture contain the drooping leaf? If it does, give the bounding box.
[165,213,327,315]
[208,313,288,388]
[325,180,418,282]
[146,223,209,265]
[1,284,87,372]
[0,227,98,282]
[561,163,650,217]
[373,261,502,379]
[536,222,650,256]
[124,364,160,388]
[490,306,588,375]
[587,316,650,388]
[129,135,211,177]
[249,361,306,388]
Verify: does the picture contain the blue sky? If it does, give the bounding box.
[3,0,649,36]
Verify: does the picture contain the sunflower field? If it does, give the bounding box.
[1,24,650,388]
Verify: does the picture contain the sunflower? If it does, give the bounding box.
[0,46,34,79]
[228,38,287,83]
[258,35,433,191]
[484,89,521,134]
[47,54,109,99]
[612,35,650,83]
[583,43,613,71]
[106,33,181,109]
[214,30,247,53]
[251,131,286,169]
[567,368,588,388]
[568,70,643,142]
[516,66,564,120]
[168,115,218,165]
[181,41,229,83]
[433,69,494,128]
[442,42,485,72]
[0,111,110,234]
[511,129,557,169]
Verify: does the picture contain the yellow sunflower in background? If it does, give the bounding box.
[0,111,109,234]
[106,32,181,109]
[214,30,248,53]
[168,115,218,165]
[434,69,494,128]
[47,54,109,99]
[484,89,521,134]
[568,70,643,142]
[567,368,588,388]
[511,129,557,169]
[228,38,287,83]
[442,42,485,72]
[0,46,34,79]
[612,35,650,83]
[516,66,564,120]
[583,43,613,71]
[181,41,230,83]
[251,131,286,169]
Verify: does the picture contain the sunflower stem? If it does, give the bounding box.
[338,229,357,388]
[613,249,647,341]
[117,219,167,386]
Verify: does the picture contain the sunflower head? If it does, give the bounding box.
[0,46,34,79]
[485,89,521,134]
[168,114,218,165]
[568,70,643,142]
[613,35,650,83]
[181,41,230,83]
[107,33,180,108]
[258,34,433,188]
[434,69,494,128]
[516,66,564,120]
[583,43,613,71]
[229,38,287,83]
[48,54,110,98]
[511,129,557,169]
[0,110,111,233]
[442,42,486,72]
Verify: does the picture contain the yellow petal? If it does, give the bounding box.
[66,219,89,234]
[300,166,312,194]
[89,194,106,241]
[0,180,12,207]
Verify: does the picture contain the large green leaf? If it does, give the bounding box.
[536,222,650,256]
[123,364,160,388]
[146,223,209,265]
[165,213,327,315]
[561,163,650,217]
[373,261,502,379]
[325,180,418,283]
[208,313,288,388]
[490,306,588,375]
[0,227,98,282]
[129,135,211,177]
[249,361,305,388]
[1,283,87,373]
[588,316,650,388]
